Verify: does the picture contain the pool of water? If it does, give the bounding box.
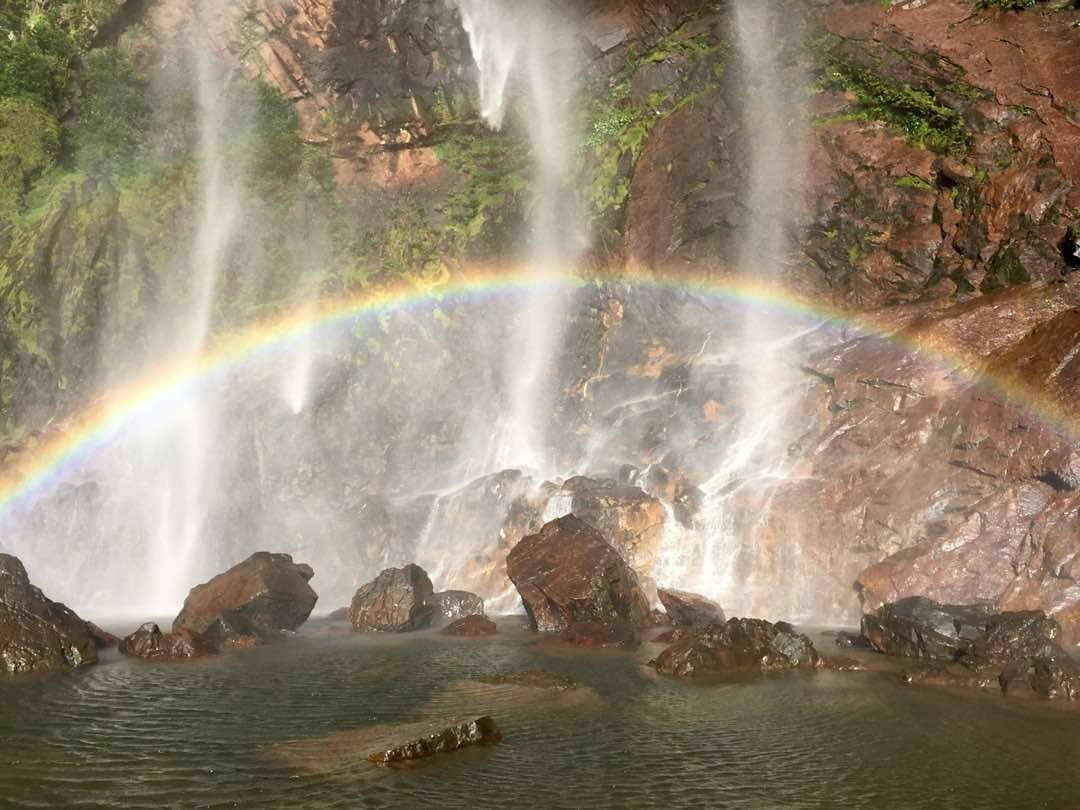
[1,621,1078,808]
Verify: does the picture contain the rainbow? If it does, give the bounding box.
[0,267,1074,520]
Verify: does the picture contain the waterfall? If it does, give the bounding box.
[454,0,582,476]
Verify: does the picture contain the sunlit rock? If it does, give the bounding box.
[506,515,652,645]
[173,552,318,649]
[432,590,484,622]
[657,588,725,627]
[650,618,823,677]
[441,615,497,637]
[348,563,435,632]
[0,554,100,673]
[119,622,214,661]
[861,597,994,661]
[367,716,502,766]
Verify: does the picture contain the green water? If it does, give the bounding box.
[1,622,1078,808]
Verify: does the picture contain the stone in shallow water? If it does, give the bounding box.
[368,716,502,766]
[0,554,99,673]
[650,618,823,677]
[477,670,578,690]
[431,590,484,622]
[348,563,435,632]
[657,588,725,627]
[173,552,318,649]
[441,614,497,636]
[119,622,214,661]
[861,596,994,660]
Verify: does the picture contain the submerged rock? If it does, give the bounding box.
[506,515,652,643]
[348,563,435,632]
[441,615,497,636]
[657,588,725,627]
[0,554,100,673]
[368,716,502,766]
[477,670,577,691]
[861,597,994,660]
[173,552,318,649]
[119,622,214,661]
[650,618,823,677]
[431,590,484,622]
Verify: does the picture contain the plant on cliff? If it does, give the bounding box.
[73,47,151,178]
[0,98,60,222]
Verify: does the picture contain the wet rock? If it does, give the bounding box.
[902,664,1000,692]
[650,618,823,677]
[1029,655,1080,701]
[657,588,725,626]
[1064,225,1080,269]
[477,670,577,691]
[441,615,497,637]
[368,716,502,766]
[506,515,653,639]
[0,554,99,673]
[431,590,484,622]
[560,620,640,649]
[959,610,1061,672]
[119,623,214,661]
[87,622,119,650]
[860,597,994,661]
[824,657,865,672]
[173,552,318,649]
[833,631,871,650]
[653,628,690,645]
[348,563,435,632]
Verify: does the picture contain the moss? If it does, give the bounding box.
[895,175,934,191]
[0,97,60,220]
[980,244,1030,292]
[819,59,970,154]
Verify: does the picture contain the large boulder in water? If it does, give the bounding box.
[657,588,725,626]
[173,552,318,649]
[861,596,994,660]
[119,622,214,661]
[651,618,823,677]
[0,554,101,673]
[441,614,497,636]
[348,563,435,632]
[431,590,484,622]
[506,515,652,639]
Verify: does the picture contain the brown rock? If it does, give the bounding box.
[368,716,502,766]
[441,615,497,637]
[506,515,652,637]
[651,618,823,677]
[348,563,435,632]
[173,552,318,649]
[657,588,725,627]
[861,597,994,661]
[119,622,214,661]
[431,590,484,622]
[0,554,99,673]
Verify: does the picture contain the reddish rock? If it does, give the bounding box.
[431,590,484,622]
[0,554,99,673]
[441,615,497,637]
[657,588,725,627]
[560,620,640,649]
[119,623,214,661]
[651,619,823,677]
[173,552,318,649]
[507,515,652,638]
[348,563,434,632]
[652,628,690,645]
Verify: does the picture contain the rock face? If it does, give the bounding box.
[119,623,213,661]
[173,552,318,648]
[506,515,652,640]
[431,590,484,622]
[368,716,502,767]
[861,597,995,661]
[441,615,497,637]
[657,588,725,627]
[866,597,1080,701]
[348,563,435,632]
[651,619,823,677]
[0,554,100,673]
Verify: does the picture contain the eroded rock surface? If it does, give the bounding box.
[348,563,435,632]
[432,590,484,622]
[657,588,724,627]
[367,716,502,767]
[119,622,213,661]
[0,554,99,673]
[651,618,823,677]
[173,552,318,648]
[507,515,652,643]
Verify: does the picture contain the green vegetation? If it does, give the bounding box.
[980,244,1030,292]
[819,59,969,153]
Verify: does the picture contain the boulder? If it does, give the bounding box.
[368,716,502,766]
[506,515,652,640]
[959,610,1061,671]
[441,615,497,636]
[657,588,725,626]
[651,618,823,677]
[348,563,435,632]
[173,552,318,649]
[860,597,994,660]
[119,622,214,661]
[560,620,639,649]
[0,554,99,673]
[432,590,484,622]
